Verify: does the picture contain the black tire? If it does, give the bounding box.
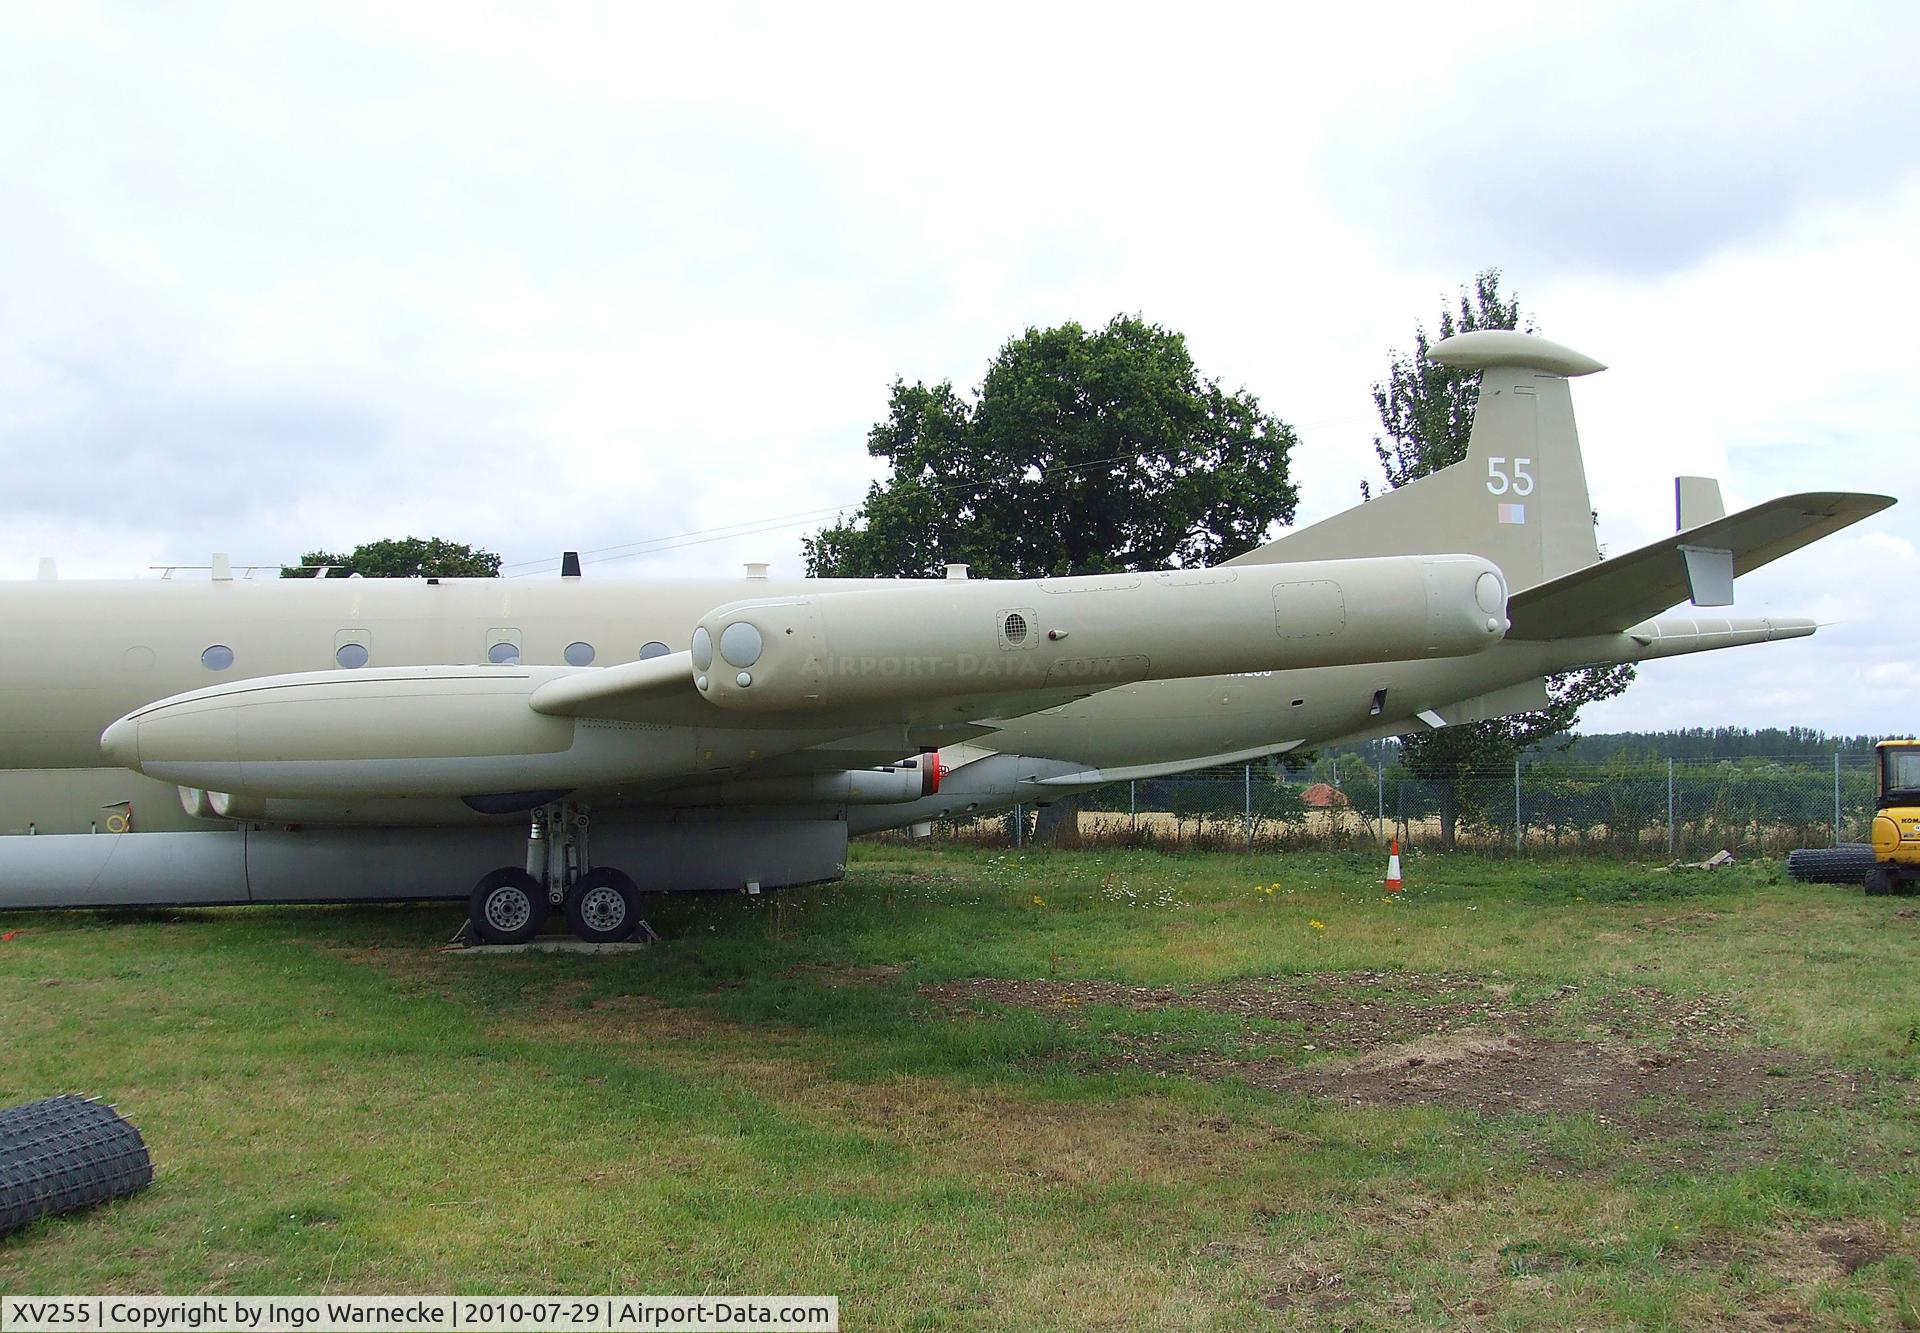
[1865,865,1900,897]
[1786,844,1877,886]
[565,867,640,943]
[470,868,545,944]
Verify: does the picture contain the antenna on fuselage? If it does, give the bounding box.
[561,551,582,578]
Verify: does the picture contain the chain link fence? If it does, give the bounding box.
[916,753,1876,858]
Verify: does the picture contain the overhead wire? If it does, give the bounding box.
[501,411,1371,576]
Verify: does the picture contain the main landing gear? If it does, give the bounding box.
[467,802,645,945]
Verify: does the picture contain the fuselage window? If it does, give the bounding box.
[488,641,521,665]
[564,641,596,667]
[638,641,670,660]
[336,643,370,669]
[201,645,234,671]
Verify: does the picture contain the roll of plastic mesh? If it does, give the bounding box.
[1785,844,1877,886]
[0,1095,153,1234]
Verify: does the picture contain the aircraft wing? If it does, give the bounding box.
[527,651,703,722]
[526,649,1116,737]
[1506,492,1893,640]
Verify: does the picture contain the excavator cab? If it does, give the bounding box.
[1868,740,1920,895]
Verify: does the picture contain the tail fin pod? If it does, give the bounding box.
[1225,330,1605,591]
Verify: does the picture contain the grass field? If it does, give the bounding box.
[2,845,1917,1330]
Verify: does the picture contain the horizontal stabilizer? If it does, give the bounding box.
[1507,492,1893,640]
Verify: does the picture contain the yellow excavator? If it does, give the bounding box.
[1869,740,1920,896]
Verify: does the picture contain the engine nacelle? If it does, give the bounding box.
[688,555,1508,712]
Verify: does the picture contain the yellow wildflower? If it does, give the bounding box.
[1309,919,1325,931]
[1030,895,1046,907]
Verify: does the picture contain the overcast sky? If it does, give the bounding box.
[1,2,1914,735]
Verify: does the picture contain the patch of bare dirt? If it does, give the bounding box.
[1672,1225,1907,1329]
[1808,1227,1895,1277]
[1257,1266,1350,1315]
[782,962,905,988]
[1181,1032,1860,1123]
[919,972,1865,1147]
[920,970,1748,1048]
[513,980,736,1043]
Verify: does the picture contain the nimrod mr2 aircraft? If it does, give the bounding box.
[0,331,1891,942]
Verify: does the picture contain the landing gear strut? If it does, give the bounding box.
[466,801,643,944]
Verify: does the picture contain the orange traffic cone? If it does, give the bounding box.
[1384,839,1403,893]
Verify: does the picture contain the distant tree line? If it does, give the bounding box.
[1546,728,1888,761]
[1310,727,1888,769]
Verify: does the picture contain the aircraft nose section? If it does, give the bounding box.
[100,715,140,768]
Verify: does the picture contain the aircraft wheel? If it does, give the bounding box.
[470,868,545,944]
[566,867,640,943]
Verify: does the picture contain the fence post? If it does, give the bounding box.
[1378,748,1386,845]
[1834,751,1842,846]
[1129,780,1137,830]
[1013,804,1023,849]
[1245,763,1254,853]
[1514,758,1523,851]
[1667,757,1676,856]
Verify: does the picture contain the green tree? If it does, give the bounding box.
[807,315,1301,844]
[280,537,501,579]
[1372,271,1634,846]
[805,315,1299,579]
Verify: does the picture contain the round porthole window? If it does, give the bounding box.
[488,641,520,665]
[691,626,713,671]
[638,641,670,660]
[564,641,596,667]
[719,621,763,668]
[1002,612,1028,645]
[336,642,369,669]
[201,645,234,671]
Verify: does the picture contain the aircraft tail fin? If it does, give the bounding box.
[1224,330,1606,590]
